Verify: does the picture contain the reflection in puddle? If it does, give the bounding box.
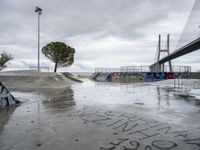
[0,79,200,150]
[161,85,200,107]
[96,80,200,110]
[156,87,170,109]
[0,106,17,133]
[42,87,75,113]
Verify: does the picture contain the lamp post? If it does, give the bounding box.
[35,6,42,71]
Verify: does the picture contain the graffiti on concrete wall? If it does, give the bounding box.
[105,72,175,82]
[106,73,146,82]
[0,82,19,109]
[145,72,174,82]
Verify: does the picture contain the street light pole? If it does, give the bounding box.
[35,6,42,71]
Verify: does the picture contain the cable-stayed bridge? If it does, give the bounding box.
[150,0,200,72]
[92,0,200,82]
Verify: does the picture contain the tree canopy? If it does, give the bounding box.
[42,42,75,72]
[0,51,13,71]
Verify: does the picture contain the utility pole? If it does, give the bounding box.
[35,6,42,71]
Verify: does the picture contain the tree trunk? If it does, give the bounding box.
[54,62,58,72]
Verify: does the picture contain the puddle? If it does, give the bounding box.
[0,79,200,150]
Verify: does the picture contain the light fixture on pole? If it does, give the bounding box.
[35,6,42,71]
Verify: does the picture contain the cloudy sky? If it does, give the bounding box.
[0,0,199,72]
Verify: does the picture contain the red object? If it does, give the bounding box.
[167,73,174,79]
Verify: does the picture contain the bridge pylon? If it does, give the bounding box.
[153,34,172,72]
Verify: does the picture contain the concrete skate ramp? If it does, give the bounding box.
[62,72,83,83]
[90,72,100,80]
[0,81,19,109]
[0,70,75,91]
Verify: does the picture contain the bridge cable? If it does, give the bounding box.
[176,0,200,49]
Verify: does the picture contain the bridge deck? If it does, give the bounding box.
[150,37,200,67]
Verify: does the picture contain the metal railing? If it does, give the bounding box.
[120,66,150,72]
[29,66,50,72]
[3,66,50,72]
[150,65,191,73]
[95,66,150,73]
[95,65,191,73]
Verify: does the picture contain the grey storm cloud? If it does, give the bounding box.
[0,0,198,71]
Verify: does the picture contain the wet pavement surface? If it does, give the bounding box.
[0,79,200,150]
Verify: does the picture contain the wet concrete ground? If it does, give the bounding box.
[0,79,200,150]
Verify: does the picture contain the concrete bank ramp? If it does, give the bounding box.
[62,72,83,83]
[0,81,19,109]
[90,72,110,82]
[0,70,76,91]
[90,72,100,80]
